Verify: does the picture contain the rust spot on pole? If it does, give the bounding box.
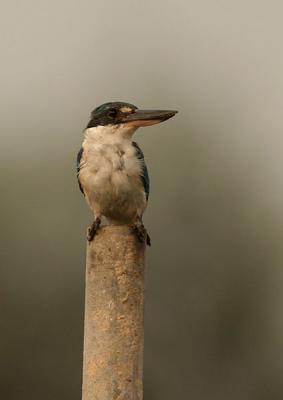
[82,225,145,400]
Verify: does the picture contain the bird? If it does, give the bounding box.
[77,101,177,245]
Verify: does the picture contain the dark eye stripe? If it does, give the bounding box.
[107,108,117,118]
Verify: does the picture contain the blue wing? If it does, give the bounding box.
[77,148,84,195]
[132,141,150,200]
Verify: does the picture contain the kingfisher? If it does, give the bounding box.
[77,101,177,245]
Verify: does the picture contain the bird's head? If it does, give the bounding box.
[85,101,178,139]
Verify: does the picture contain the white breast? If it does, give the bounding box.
[79,126,147,223]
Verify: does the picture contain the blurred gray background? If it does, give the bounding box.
[1,1,283,399]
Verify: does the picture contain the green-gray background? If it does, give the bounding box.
[1,1,283,399]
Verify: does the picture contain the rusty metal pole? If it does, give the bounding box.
[82,225,145,400]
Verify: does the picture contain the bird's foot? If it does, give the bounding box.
[87,217,101,242]
[131,223,151,246]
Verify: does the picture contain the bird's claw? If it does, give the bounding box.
[87,217,101,242]
[131,223,151,246]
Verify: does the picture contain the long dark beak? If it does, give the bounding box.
[121,109,178,127]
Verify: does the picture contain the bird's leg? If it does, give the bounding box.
[87,216,101,242]
[131,217,151,246]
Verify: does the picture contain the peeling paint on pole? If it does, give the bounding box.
[82,225,145,400]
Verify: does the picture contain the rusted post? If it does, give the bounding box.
[82,225,145,400]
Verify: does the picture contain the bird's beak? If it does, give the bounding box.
[121,109,178,127]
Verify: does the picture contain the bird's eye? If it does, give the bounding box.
[107,108,117,118]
